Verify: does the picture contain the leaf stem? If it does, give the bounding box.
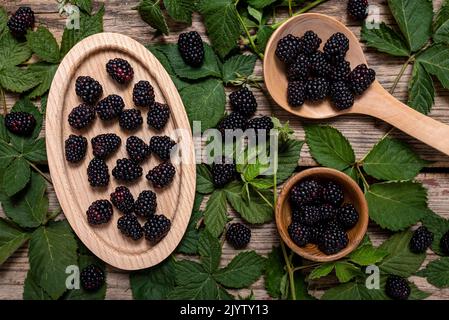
[0,86,6,116]
[288,0,293,16]
[292,262,322,272]
[27,159,53,185]
[355,163,369,191]
[389,55,415,94]
[281,241,296,300]
[271,0,328,30]
[255,187,273,208]
[236,7,264,59]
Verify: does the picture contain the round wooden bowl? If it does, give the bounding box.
[275,168,369,262]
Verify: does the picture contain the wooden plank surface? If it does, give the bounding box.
[1,0,449,300]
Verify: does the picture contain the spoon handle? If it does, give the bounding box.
[356,82,449,156]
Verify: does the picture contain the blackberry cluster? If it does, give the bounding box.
[348,64,376,95]
[440,230,449,255]
[134,190,157,218]
[306,78,329,101]
[287,81,306,107]
[218,112,247,136]
[409,226,433,254]
[287,54,310,81]
[91,133,121,159]
[65,134,87,163]
[117,214,143,241]
[275,34,302,64]
[80,265,105,291]
[178,31,204,67]
[212,158,236,188]
[150,135,177,161]
[110,186,134,214]
[75,76,103,105]
[126,136,151,163]
[288,222,312,247]
[330,81,354,110]
[133,80,155,108]
[347,0,369,21]
[229,87,258,117]
[106,58,134,84]
[86,200,113,225]
[337,204,359,230]
[7,7,34,38]
[246,116,274,136]
[301,31,322,55]
[68,104,96,130]
[87,158,109,187]
[146,162,176,188]
[112,158,143,182]
[226,223,251,249]
[323,33,349,63]
[96,95,125,120]
[290,179,322,206]
[143,214,172,244]
[147,102,170,131]
[119,109,143,131]
[5,111,36,136]
[385,275,411,300]
[322,180,344,207]
[309,52,331,78]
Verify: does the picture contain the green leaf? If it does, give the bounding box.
[0,115,9,143]
[23,271,52,300]
[203,189,228,237]
[264,246,285,298]
[0,7,7,35]
[26,27,60,64]
[408,62,435,115]
[21,138,47,163]
[0,141,18,168]
[349,244,388,266]
[309,262,335,280]
[27,63,58,99]
[421,210,449,255]
[433,21,449,45]
[137,0,169,35]
[343,165,359,183]
[198,230,221,273]
[193,193,204,212]
[361,22,409,57]
[256,25,274,53]
[290,271,315,300]
[29,220,78,299]
[214,251,265,288]
[247,6,262,25]
[322,281,386,300]
[366,182,428,231]
[0,218,29,266]
[11,98,43,139]
[198,0,241,58]
[273,139,303,183]
[434,0,449,32]
[73,0,93,13]
[387,0,433,52]
[378,231,426,277]
[0,66,42,93]
[247,0,276,9]
[221,54,257,84]
[0,33,32,68]
[249,178,274,190]
[417,44,449,89]
[163,0,195,24]
[196,164,215,194]
[305,125,355,170]
[180,79,225,132]
[417,257,449,288]
[363,138,428,181]
[335,262,362,283]
[3,157,31,197]
[177,210,203,255]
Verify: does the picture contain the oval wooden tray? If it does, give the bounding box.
[46,33,196,270]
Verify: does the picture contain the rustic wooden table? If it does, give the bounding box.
[1,0,449,300]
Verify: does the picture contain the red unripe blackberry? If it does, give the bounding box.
[178,31,204,67]
[87,158,110,187]
[226,223,251,249]
[347,0,369,21]
[288,222,312,247]
[133,80,155,108]
[409,226,433,254]
[134,190,157,218]
[7,7,34,38]
[275,34,302,64]
[330,81,355,110]
[143,214,171,244]
[106,58,134,84]
[229,87,258,118]
[323,32,350,64]
[147,102,170,131]
[91,133,121,159]
[287,81,306,107]
[65,134,87,163]
[112,158,143,182]
[119,109,143,131]
[337,203,359,230]
[96,95,125,120]
[348,64,376,95]
[146,162,176,188]
[80,264,105,291]
[86,200,113,225]
[126,136,151,163]
[322,180,344,207]
[110,186,134,214]
[385,275,410,300]
[68,104,96,130]
[5,111,36,136]
[117,214,143,241]
[301,30,322,55]
[212,158,236,188]
[306,78,329,102]
[75,76,103,105]
[149,135,177,161]
[287,54,310,81]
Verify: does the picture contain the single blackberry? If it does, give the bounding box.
[290,179,322,206]
[87,158,109,187]
[385,275,411,300]
[348,64,376,95]
[275,34,302,64]
[441,230,449,255]
[323,32,350,64]
[306,78,329,102]
[229,87,258,118]
[226,223,251,249]
[75,76,103,105]
[91,133,121,159]
[218,112,248,136]
[348,0,369,21]
[96,95,125,120]
[80,265,105,292]
[7,7,34,38]
[147,102,170,131]
[310,224,326,245]
[325,219,344,232]
[150,135,177,161]
[5,111,36,136]
[117,214,143,241]
[106,58,134,84]
[68,104,96,130]
[291,206,302,223]
[409,226,433,254]
[110,186,134,214]
[146,162,176,188]
[287,81,306,107]
[288,222,311,247]
[301,31,322,55]
[112,158,143,182]
[212,158,236,187]
[297,205,321,226]
[330,81,355,110]
[178,31,204,67]
[337,203,359,230]
[319,203,336,222]
[329,60,351,81]
[134,190,157,218]
[126,136,151,163]
[119,109,143,131]
[319,227,349,255]
[287,54,310,81]
[322,181,344,207]
[133,80,155,108]
[86,200,113,225]
[246,116,274,136]
[143,214,172,244]
[309,52,331,78]
[65,134,87,163]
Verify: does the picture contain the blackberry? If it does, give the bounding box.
[319,227,349,255]
[226,223,251,249]
[117,214,143,241]
[7,7,34,38]
[134,190,157,218]
[348,64,376,95]
[306,78,329,102]
[75,76,103,105]
[86,200,113,225]
[325,219,344,232]
[290,179,322,206]
[275,34,302,64]
[385,275,411,300]
[322,181,344,207]
[91,133,121,159]
[133,80,155,108]
[112,158,143,182]
[110,186,134,214]
[150,135,177,161]
[287,81,306,107]
[143,214,172,244]
[96,95,125,120]
[409,226,433,254]
[80,265,105,291]
[119,109,143,131]
[329,60,351,81]
[287,54,310,81]
[309,52,331,78]
[441,230,449,255]
[147,102,170,131]
[310,224,326,245]
[87,158,109,187]
[246,116,274,136]
[229,87,258,118]
[348,0,369,21]
[106,58,134,84]
[337,203,359,230]
[218,112,248,136]
[65,134,87,163]
[146,162,176,188]
[323,32,350,64]
[330,81,354,110]
[212,158,236,187]
[319,203,336,222]
[178,31,204,67]
[288,222,311,247]
[5,111,36,136]
[297,205,321,226]
[126,136,151,163]
[301,31,322,55]
[68,104,96,130]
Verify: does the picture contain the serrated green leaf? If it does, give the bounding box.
[3,157,30,197]
[247,6,262,25]
[421,210,449,255]
[0,218,29,266]
[247,0,276,9]
[221,54,257,84]
[73,0,93,13]
[434,0,449,32]
[343,165,359,183]
[0,66,42,93]
[417,257,449,288]
[0,140,18,168]
[349,244,388,266]
[26,27,60,64]
[366,182,428,231]
[177,210,203,255]
[309,262,335,280]
[0,115,9,143]
[256,25,274,53]
[196,164,215,194]
[203,189,228,237]
[192,193,204,212]
[433,21,449,45]
[289,271,315,300]
[0,33,32,68]
[408,62,435,115]
[21,138,47,163]
[361,22,409,57]
[273,139,303,183]
[163,0,194,24]
[249,178,274,189]
[322,281,386,300]
[0,7,7,35]
[27,63,58,99]
[23,271,52,300]
[137,0,169,35]
[335,262,362,283]
[198,230,221,273]
[11,98,43,139]
[264,246,285,298]
[417,44,449,89]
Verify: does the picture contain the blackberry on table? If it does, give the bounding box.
[87,158,109,187]
[119,109,143,131]
[306,77,329,102]
[288,222,311,247]
[68,104,96,130]
[86,200,113,225]
[117,214,143,241]
[330,81,355,110]
[91,133,121,159]
[319,226,349,255]
[212,158,236,188]
[409,226,433,254]
[126,136,151,163]
[275,34,302,64]
[246,116,274,136]
[218,112,248,136]
[5,111,36,136]
[301,30,322,55]
[143,214,172,244]
[322,180,344,207]
[96,94,125,120]
[75,76,103,105]
[7,7,34,38]
[134,190,157,218]
[348,64,376,95]
[147,102,170,131]
[133,80,155,108]
[348,0,369,21]
[323,32,350,63]
[146,162,176,188]
[226,223,251,249]
[385,275,411,300]
[150,135,177,161]
[290,179,322,206]
[112,158,143,182]
[178,31,204,67]
[229,87,258,118]
[329,60,351,81]
[106,58,134,84]
[287,81,306,107]
[65,134,87,163]
[110,185,134,214]
[80,264,105,292]
[441,230,449,255]
[337,203,359,230]
[309,52,331,78]
[287,54,310,81]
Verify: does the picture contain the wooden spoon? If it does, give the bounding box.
[264,13,449,156]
